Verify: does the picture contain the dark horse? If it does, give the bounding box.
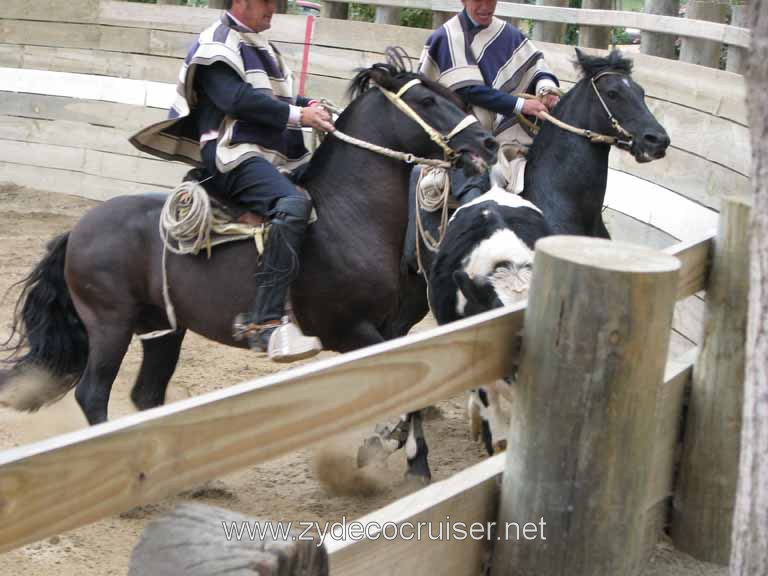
[0,62,498,473]
[370,48,672,477]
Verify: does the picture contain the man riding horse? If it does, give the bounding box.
[417,0,561,201]
[130,0,334,362]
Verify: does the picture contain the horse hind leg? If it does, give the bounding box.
[74,321,134,425]
[130,330,186,411]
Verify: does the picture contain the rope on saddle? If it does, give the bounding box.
[414,165,451,275]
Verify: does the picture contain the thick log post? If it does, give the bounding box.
[129,503,328,576]
[679,1,726,68]
[641,0,680,59]
[670,195,751,565]
[320,1,348,19]
[726,4,748,74]
[375,6,401,25]
[207,0,227,9]
[491,236,680,576]
[532,0,568,44]
[579,0,612,49]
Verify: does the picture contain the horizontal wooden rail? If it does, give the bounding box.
[0,303,523,553]
[339,0,750,48]
[325,344,699,575]
[326,454,504,575]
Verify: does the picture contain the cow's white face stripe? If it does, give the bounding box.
[455,228,534,315]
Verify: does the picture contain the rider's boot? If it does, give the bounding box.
[233,196,322,363]
[451,167,491,205]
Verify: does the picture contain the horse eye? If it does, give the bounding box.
[606,90,618,100]
[421,95,436,106]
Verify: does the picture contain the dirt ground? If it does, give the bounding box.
[0,184,726,575]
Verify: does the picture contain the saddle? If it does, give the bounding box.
[170,168,316,256]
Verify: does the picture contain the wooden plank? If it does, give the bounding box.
[644,346,697,547]
[352,0,750,48]
[0,116,149,158]
[0,140,187,188]
[645,98,751,177]
[0,162,170,200]
[664,232,714,301]
[0,20,152,54]
[672,294,706,346]
[0,92,165,131]
[0,0,99,23]
[326,454,503,575]
[603,207,678,249]
[0,304,523,553]
[534,42,748,126]
[312,16,428,57]
[610,146,751,211]
[0,44,179,83]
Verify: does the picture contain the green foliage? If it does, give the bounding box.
[349,3,375,21]
[400,8,432,29]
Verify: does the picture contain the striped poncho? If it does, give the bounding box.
[130,13,310,173]
[418,11,557,145]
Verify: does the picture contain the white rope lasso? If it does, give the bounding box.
[140,181,216,340]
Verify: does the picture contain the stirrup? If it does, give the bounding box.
[267,318,322,363]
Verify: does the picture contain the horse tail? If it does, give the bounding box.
[0,233,89,411]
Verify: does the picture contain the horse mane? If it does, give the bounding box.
[574,48,633,79]
[347,47,464,109]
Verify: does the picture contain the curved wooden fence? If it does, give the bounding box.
[0,1,754,572]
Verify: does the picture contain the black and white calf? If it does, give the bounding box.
[428,187,552,455]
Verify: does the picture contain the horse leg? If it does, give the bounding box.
[74,322,133,425]
[130,330,187,411]
[403,409,431,483]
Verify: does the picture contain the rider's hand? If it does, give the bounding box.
[521,98,548,118]
[300,106,335,132]
[541,93,560,111]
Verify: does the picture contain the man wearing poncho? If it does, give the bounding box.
[130,0,334,362]
[418,0,560,200]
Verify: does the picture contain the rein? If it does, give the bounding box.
[321,78,480,169]
[516,71,635,150]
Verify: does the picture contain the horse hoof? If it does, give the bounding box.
[404,472,431,486]
[494,439,508,454]
[357,436,387,468]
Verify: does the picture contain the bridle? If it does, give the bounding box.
[324,78,481,169]
[517,71,636,151]
[589,71,635,150]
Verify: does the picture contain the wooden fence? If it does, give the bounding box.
[0,1,752,571]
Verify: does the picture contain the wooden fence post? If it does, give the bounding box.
[321,1,348,19]
[726,3,748,74]
[491,236,680,576]
[641,0,680,59]
[129,503,329,575]
[679,1,727,68]
[532,0,568,44]
[670,195,751,565]
[579,0,612,49]
[375,6,401,25]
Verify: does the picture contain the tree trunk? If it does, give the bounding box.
[532,0,568,44]
[579,0,612,49]
[730,2,768,575]
[641,0,679,59]
[157,0,184,5]
[679,1,726,68]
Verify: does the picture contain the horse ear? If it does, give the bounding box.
[574,47,585,62]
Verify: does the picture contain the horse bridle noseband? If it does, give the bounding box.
[517,71,637,150]
[377,78,480,164]
[589,71,635,150]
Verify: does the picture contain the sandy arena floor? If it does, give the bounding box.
[0,184,726,575]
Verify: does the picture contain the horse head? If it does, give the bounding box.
[573,47,670,163]
[347,51,498,175]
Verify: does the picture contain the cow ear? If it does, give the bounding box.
[453,270,484,306]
